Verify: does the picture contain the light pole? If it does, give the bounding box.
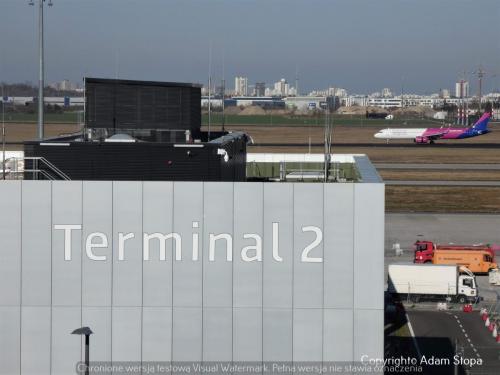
[71,327,93,375]
[29,0,53,140]
[2,83,5,180]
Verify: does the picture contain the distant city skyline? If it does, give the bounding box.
[1,0,499,94]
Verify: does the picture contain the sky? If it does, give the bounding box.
[0,0,499,94]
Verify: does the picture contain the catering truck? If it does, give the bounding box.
[432,249,497,274]
[388,263,478,303]
[413,240,496,263]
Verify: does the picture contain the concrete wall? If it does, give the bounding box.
[0,181,384,373]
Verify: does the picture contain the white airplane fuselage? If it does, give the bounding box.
[374,128,427,139]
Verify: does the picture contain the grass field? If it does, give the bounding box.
[3,112,442,127]
[202,113,443,127]
[386,186,500,213]
[1,123,82,144]
[2,112,80,123]
[380,170,500,181]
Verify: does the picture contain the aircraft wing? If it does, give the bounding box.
[423,129,449,140]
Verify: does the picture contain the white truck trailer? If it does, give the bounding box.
[388,263,478,303]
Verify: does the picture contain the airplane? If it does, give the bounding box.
[374,112,491,144]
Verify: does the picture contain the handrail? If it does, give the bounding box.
[2,156,71,180]
[7,169,54,180]
[36,157,71,180]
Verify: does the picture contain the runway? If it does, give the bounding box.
[251,142,500,148]
[375,163,500,170]
[385,180,500,187]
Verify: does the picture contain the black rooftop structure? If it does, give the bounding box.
[24,77,249,181]
[84,77,202,138]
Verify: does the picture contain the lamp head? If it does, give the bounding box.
[71,327,93,336]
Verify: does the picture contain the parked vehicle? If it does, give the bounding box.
[414,240,496,264]
[489,269,500,286]
[388,263,478,303]
[432,249,497,274]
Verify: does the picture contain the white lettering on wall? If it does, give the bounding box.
[301,226,323,263]
[54,223,324,263]
[143,232,181,261]
[209,233,233,261]
[85,232,108,261]
[54,224,82,261]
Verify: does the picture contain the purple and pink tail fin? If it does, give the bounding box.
[472,112,491,131]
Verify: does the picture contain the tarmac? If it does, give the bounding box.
[386,213,500,374]
[385,213,500,303]
[252,142,500,148]
[406,310,500,374]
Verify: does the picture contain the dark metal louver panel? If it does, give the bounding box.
[85,77,201,132]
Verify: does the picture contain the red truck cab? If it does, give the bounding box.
[414,240,496,264]
[414,241,434,263]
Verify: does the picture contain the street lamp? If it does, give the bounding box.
[71,326,93,375]
[2,83,5,180]
[29,0,53,140]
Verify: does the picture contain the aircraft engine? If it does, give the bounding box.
[414,136,429,144]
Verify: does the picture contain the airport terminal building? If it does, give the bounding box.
[0,79,384,374]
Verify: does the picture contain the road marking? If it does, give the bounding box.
[406,313,422,360]
[451,314,482,362]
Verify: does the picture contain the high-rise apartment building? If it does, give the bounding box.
[254,82,266,97]
[234,76,249,96]
[455,80,469,98]
[273,79,289,97]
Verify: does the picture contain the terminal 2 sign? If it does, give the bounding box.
[54,222,324,263]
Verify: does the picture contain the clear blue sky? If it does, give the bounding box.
[1,0,499,94]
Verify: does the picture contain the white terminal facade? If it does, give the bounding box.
[0,153,384,374]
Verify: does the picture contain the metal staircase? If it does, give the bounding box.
[2,157,71,180]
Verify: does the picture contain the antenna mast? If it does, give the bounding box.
[29,0,54,140]
[222,51,225,132]
[471,66,486,112]
[323,89,334,182]
[295,64,299,96]
[208,42,212,140]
